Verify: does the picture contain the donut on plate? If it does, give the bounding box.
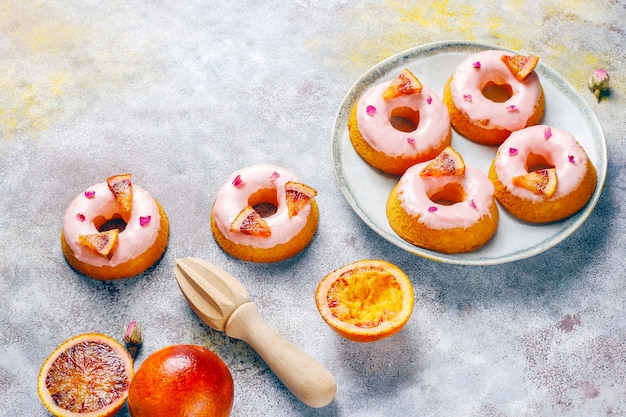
[348,68,451,175]
[211,164,318,263]
[386,147,499,253]
[61,174,169,280]
[443,50,545,146]
[488,125,597,223]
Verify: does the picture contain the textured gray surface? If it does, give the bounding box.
[1,1,625,416]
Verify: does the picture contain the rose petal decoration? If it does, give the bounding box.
[428,206,438,213]
[472,61,481,69]
[426,95,432,105]
[569,155,576,164]
[463,94,472,102]
[544,127,552,140]
[509,147,519,156]
[232,175,244,187]
[407,137,415,145]
[468,199,477,210]
[506,105,518,112]
[76,213,86,222]
[84,190,95,199]
[366,105,377,116]
[139,216,151,226]
[270,171,280,181]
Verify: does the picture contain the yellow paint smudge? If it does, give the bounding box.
[310,0,617,104]
[0,1,159,142]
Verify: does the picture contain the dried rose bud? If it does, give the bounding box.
[123,320,143,358]
[588,68,610,102]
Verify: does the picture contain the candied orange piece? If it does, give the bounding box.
[501,54,539,81]
[107,174,133,212]
[382,68,423,99]
[230,206,271,236]
[420,146,466,177]
[79,229,119,259]
[512,168,557,197]
[285,181,317,218]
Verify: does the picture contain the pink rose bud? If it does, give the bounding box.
[123,320,143,358]
[123,320,143,345]
[588,68,610,102]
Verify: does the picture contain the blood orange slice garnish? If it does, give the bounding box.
[37,333,134,417]
[382,68,423,99]
[420,146,466,177]
[107,174,133,212]
[513,168,558,197]
[78,229,119,259]
[230,205,271,236]
[501,54,539,81]
[315,260,414,342]
[285,181,317,218]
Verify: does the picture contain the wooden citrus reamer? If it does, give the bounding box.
[174,257,336,408]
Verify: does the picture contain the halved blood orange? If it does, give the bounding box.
[315,260,414,342]
[37,333,134,417]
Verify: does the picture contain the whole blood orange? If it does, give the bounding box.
[37,333,134,417]
[128,344,234,417]
[315,260,414,342]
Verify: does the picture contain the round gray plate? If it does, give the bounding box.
[331,40,607,265]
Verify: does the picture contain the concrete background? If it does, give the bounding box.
[1,1,625,416]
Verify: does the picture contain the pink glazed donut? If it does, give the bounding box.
[386,160,499,254]
[489,125,597,223]
[443,50,545,145]
[348,69,452,175]
[210,164,319,263]
[61,175,169,280]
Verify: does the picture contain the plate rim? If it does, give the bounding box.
[331,39,608,266]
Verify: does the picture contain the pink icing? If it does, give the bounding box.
[355,81,450,157]
[63,183,162,267]
[396,162,495,229]
[449,50,542,131]
[494,125,591,202]
[212,164,313,249]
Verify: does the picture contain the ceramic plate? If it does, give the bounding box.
[331,40,607,265]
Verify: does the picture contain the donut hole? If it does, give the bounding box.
[248,188,278,218]
[428,183,467,206]
[482,82,513,103]
[390,107,420,132]
[94,214,127,233]
[526,152,555,172]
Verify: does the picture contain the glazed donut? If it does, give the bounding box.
[443,50,545,145]
[489,125,597,223]
[211,164,318,263]
[386,147,498,253]
[61,174,169,280]
[348,68,451,175]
